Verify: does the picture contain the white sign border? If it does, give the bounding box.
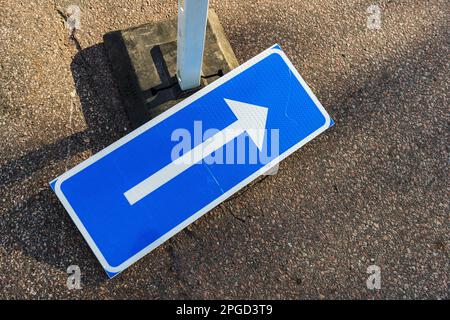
[53,46,331,275]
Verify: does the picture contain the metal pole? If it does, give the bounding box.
[176,0,209,91]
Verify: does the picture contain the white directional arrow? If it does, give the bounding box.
[124,99,269,205]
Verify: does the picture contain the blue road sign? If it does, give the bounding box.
[50,45,334,277]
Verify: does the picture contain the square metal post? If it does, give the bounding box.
[176,0,209,90]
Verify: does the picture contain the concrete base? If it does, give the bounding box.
[103,10,239,129]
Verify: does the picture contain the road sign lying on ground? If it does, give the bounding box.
[50,44,334,277]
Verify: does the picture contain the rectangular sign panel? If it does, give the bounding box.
[50,45,334,277]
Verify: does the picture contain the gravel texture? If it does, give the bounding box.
[0,0,448,299]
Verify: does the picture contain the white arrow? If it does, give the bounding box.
[124,99,269,205]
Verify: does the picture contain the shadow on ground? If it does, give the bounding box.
[0,41,130,286]
[0,22,447,295]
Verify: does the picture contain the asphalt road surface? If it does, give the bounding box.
[0,0,448,299]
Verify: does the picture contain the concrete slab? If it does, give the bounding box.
[104,10,239,128]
